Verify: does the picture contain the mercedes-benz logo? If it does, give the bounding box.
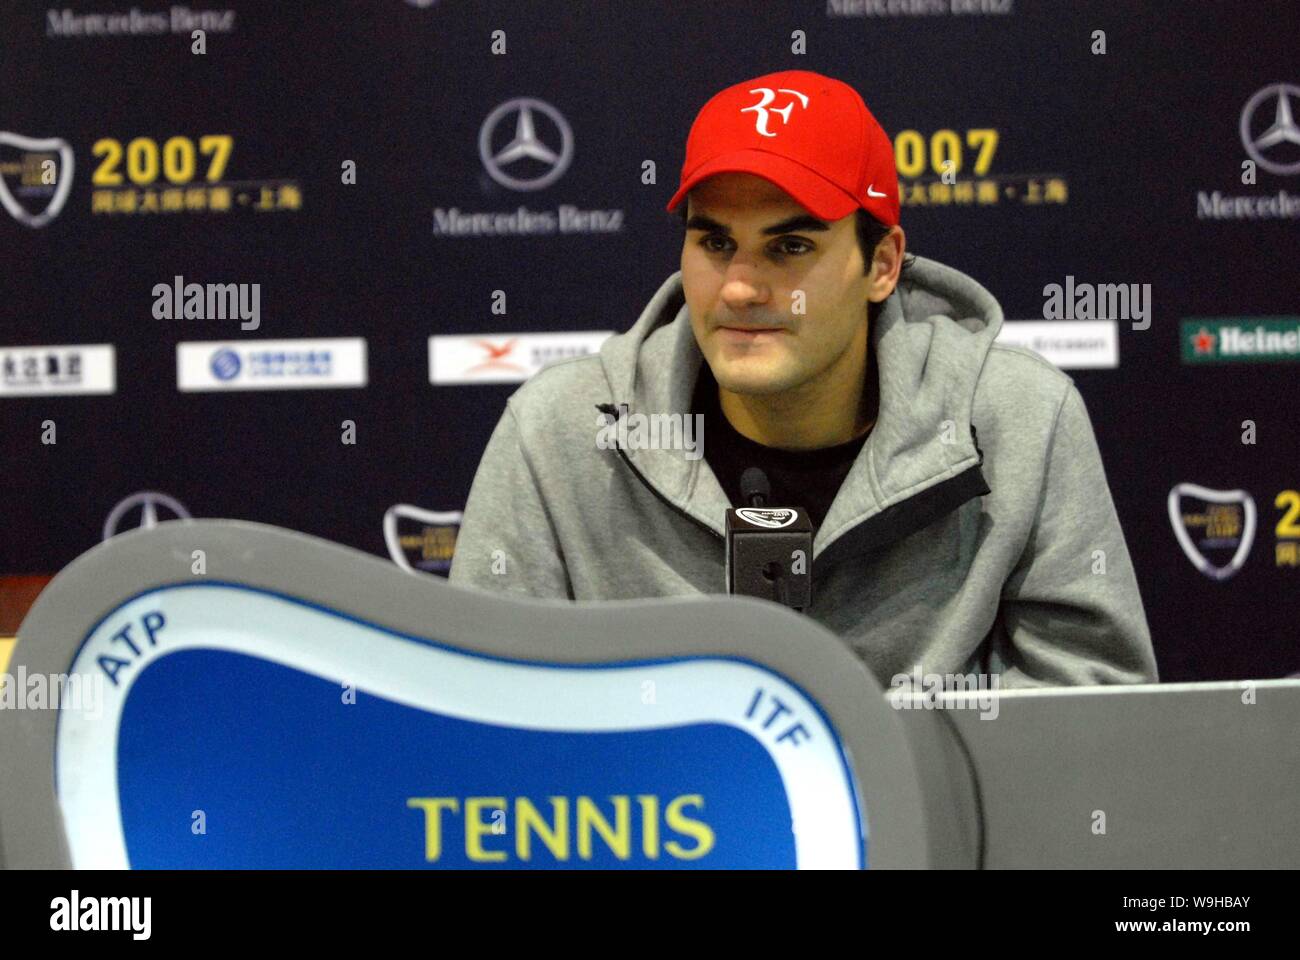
[103,491,192,541]
[1240,83,1300,176]
[478,97,573,191]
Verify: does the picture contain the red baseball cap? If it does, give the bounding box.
[666,69,900,227]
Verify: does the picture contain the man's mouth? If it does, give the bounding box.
[717,323,785,335]
[716,325,787,342]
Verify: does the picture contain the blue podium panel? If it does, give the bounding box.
[55,583,866,869]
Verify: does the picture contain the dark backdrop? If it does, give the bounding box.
[3,0,1298,681]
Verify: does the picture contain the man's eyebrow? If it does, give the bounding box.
[684,213,831,235]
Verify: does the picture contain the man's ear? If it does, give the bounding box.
[867,226,906,303]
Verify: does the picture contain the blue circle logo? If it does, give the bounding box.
[210,349,241,381]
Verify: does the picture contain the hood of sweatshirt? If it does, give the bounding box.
[596,255,1004,564]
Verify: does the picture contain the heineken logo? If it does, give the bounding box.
[1182,317,1300,363]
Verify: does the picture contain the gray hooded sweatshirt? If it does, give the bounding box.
[449,256,1158,689]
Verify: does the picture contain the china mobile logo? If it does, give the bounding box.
[741,87,809,137]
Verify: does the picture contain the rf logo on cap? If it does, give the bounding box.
[741,87,810,137]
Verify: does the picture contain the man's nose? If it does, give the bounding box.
[719,261,771,308]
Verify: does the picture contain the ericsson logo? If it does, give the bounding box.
[1240,83,1300,177]
[479,98,574,192]
[210,348,241,381]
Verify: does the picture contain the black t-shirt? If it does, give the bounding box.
[691,364,870,532]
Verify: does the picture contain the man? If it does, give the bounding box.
[450,69,1157,688]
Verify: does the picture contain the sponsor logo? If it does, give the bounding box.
[434,99,623,236]
[736,508,797,529]
[827,0,1013,16]
[103,491,191,541]
[1195,188,1300,219]
[0,132,75,228]
[1167,483,1256,581]
[177,338,366,391]
[432,204,624,236]
[996,320,1118,369]
[1195,84,1300,220]
[0,344,115,396]
[210,348,241,380]
[479,98,573,191]
[429,331,611,384]
[46,6,235,37]
[383,504,462,576]
[1241,82,1300,177]
[1181,317,1300,364]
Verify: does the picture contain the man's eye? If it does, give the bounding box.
[699,235,733,254]
[773,237,812,256]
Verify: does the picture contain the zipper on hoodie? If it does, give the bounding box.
[596,402,725,544]
[595,402,986,563]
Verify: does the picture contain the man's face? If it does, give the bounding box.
[680,172,888,397]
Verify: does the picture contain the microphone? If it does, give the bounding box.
[725,467,813,613]
[741,467,769,508]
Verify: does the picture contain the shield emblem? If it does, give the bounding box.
[383,504,463,575]
[1167,483,1256,581]
[0,132,75,228]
